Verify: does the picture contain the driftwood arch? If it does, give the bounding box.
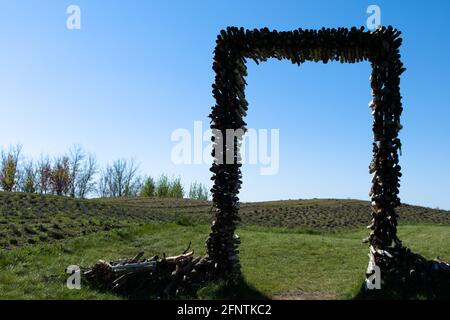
[206,26,405,273]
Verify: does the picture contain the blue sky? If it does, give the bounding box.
[0,0,449,209]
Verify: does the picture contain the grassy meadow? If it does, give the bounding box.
[0,192,449,300]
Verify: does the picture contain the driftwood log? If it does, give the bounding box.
[83,244,216,298]
[367,246,450,298]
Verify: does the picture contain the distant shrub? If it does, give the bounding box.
[21,162,37,194]
[155,174,170,197]
[189,182,209,201]
[152,175,185,198]
[140,177,155,197]
[50,157,71,196]
[0,145,22,192]
[168,177,184,198]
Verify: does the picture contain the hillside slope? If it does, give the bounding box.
[1,192,449,249]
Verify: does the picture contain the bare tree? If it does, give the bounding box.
[110,159,126,197]
[68,145,85,198]
[97,171,109,198]
[98,159,141,197]
[76,153,97,198]
[36,156,52,194]
[123,159,141,197]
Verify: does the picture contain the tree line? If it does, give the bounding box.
[0,144,209,200]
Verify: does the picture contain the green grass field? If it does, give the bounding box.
[1,222,449,299]
[0,192,449,300]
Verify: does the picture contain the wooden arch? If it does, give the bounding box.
[206,26,405,273]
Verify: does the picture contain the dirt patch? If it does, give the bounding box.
[272,291,336,300]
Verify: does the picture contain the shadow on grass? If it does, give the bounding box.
[353,278,450,300]
[195,275,269,300]
[84,274,268,300]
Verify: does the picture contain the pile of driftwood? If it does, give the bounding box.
[83,243,215,298]
[369,246,450,298]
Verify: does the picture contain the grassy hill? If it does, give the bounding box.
[1,192,449,249]
[0,192,449,300]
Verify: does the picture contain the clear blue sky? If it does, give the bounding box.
[0,0,449,209]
